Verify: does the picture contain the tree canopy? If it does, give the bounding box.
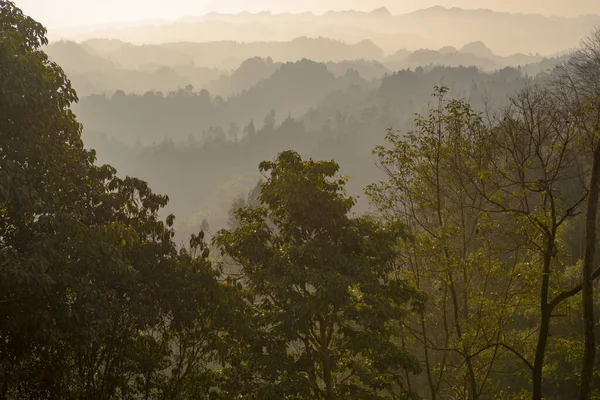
[215,151,422,399]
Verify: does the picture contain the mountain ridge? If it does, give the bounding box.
[190,6,600,20]
[49,6,598,57]
[51,5,600,31]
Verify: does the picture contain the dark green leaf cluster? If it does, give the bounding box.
[0,3,231,398]
[215,151,422,400]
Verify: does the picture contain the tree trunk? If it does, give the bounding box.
[579,146,600,400]
[420,312,437,400]
[323,354,333,400]
[532,307,551,400]
[0,377,7,400]
[532,248,553,400]
[320,318,334,400]
[447,272,478,399]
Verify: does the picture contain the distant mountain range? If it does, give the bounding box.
[49,6,599,56]
[44,37,566,98]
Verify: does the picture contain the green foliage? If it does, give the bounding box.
[368,83,600,399]
[368,87,537,398]
[0,3,228,398]
[215,151,422,399]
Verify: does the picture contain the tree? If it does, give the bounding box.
[244,120,256,137]
[152,233,241,400]
[464,83,590,400]
[227,179,262,229]
[368,82,600,399]
[368,87,535,399]
[214,151,422,399]
[0,1,101,393]
[552,28,600,399]
[462,82,599,400]
[0,3,228,398]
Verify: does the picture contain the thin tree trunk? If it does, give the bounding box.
[143,371,152,400]
[323,348,333,399]
[579,146,600,400]
[433,141,478,399]
[446,269,478,399]
[532,306,551,400]
[532,249,553,400]
[320,317,334,400]
[0,376,7,400]
[420,311,437,400]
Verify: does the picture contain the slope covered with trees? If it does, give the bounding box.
[76,63,527,238]
[42,37,562,99]
[1,1,600,399]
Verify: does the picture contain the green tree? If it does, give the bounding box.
[0,1,103,393]
[150,233,242,400]
[553,29,600,399]
[477,84,589,400]
[368,87,535,399]
[0,3,228,398]
[214,151,422,400]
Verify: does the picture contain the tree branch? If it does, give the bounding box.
[549,264,600,310]
[468,342,533,372]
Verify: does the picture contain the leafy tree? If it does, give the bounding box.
[214,151,422,399]
[552,28,600,399]
[368,87,535,399]
[150,233,243,400]
[464,84,589,400]
[0,3,228,398]
[0,1,102,393]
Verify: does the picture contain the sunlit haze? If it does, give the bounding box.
[16,0,600,28]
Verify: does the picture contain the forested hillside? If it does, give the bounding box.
[76,63,527,239]
[1,1,600,399]
[43,37,561,98]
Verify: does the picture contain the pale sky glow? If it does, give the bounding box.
[15,0,600,29]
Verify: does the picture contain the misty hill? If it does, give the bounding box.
[46,37,553,98]
[389,47,501,70]
[47,38,385,96]
[460,41,495,58]
[66,37,384,70]
[74,59,369,146]
[386,41,543,71]
[79,64,530,234]
[200,58,387,97]
[325,60,391,80]
[402,7,592,55]
[44,41,222,96]
[206,57,282,97]
[45,40,390,98]
[519,54,572,77]
[142,38,383,69]
[51,6,597,56]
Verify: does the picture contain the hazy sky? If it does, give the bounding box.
[17,0,600,28]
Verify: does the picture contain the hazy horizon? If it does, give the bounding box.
[17,0,600,29]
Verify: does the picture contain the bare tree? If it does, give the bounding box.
[369,88,537,399]
[551,28,600,400]
[467,83,587,400]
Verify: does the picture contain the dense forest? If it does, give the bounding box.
[42,38,561,98]
[73,63,529,240]
[1,1,600,399]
